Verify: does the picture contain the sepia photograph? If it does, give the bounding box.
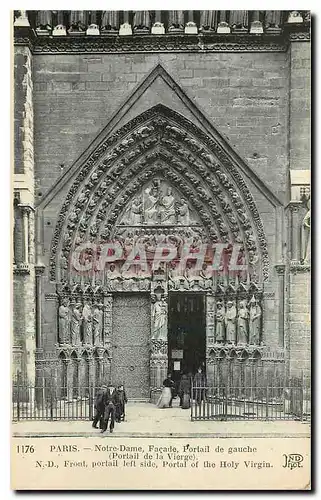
[11,6,311,490]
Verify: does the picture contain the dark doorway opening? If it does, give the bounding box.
[168,293,206,387]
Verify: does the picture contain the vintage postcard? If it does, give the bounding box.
[11,8,311,490]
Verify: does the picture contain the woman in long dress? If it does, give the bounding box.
[157,374,174,408]
[179,373,191,409]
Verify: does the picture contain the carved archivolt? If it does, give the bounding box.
[50,105,269,283]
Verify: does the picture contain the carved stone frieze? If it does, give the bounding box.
[56,345,111,360]
[150,339,168,357]
[206,344,284,363]
[18,33,290,54]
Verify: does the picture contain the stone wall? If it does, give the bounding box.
[288,269,311,381]
[33,51,289,201]
[289,40,311,173]
[13,44,36,385]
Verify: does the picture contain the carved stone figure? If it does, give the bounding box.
[101,11,119,31]
[133,10,150,31]
[168,10,184,31]
[160,187,176,224]
[237,300,249,344]
[215,301,225,342]
[152,298,167,341]
[265,11,282,28]
[229,10,248,29]
[93,303,103,346]
[129,197,143,225]
[69,11,87,32]
[200,11,218,30]
[225,300,237,343]
[71,302,82,345]
[249,296,262,345]
[36,11,52,30]
[58,298,70,344]
[301,199,311,264]
[200,263,213,289]
[177,198,190,225]
[82,301,92,344]
[144,187,159,224]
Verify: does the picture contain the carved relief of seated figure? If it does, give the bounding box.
[160,187,176,225]
[144,187,159,224]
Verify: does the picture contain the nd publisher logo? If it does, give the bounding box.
[283,454,304,470]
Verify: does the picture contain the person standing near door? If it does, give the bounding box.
[101,382,118,433]
[193,367,206,404]
[92,384,107,429]
[178,373,191,409]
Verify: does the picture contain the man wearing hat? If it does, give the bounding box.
[101,381,119,433]
[92,384,107,429]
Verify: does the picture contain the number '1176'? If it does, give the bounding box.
[16,445,35,453]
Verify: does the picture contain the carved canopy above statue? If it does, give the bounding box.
[49,104,270,285]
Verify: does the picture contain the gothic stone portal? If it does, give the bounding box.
[50,104,271,401]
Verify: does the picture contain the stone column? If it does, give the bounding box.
[35,263,45,349]
[65,358,73,402]
[13,35,36,389]
[275,265,285,347]
[150,341,168,404]
[96,347,105,386]
[103,293,113,380]
[103,293,113,343]
[287,202,302,263]
[205,293,215,386]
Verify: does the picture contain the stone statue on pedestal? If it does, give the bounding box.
[58,298,70,344]
[82,301,92,345]
[301,199,311,264]
[215,301,225,342]
[71,302,82,345]
[225,300,237,343]
[152,297,167,341]
[249,296,262,345]
[93,303,103,346]
[237,300,249,344]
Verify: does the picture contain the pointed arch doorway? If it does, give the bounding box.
[168,293,206,385]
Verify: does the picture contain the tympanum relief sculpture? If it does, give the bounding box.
[121,180,197,227]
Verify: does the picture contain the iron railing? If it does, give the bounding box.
[12,384,96,421]
[190,382,311,421]
[12,379,311,422]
